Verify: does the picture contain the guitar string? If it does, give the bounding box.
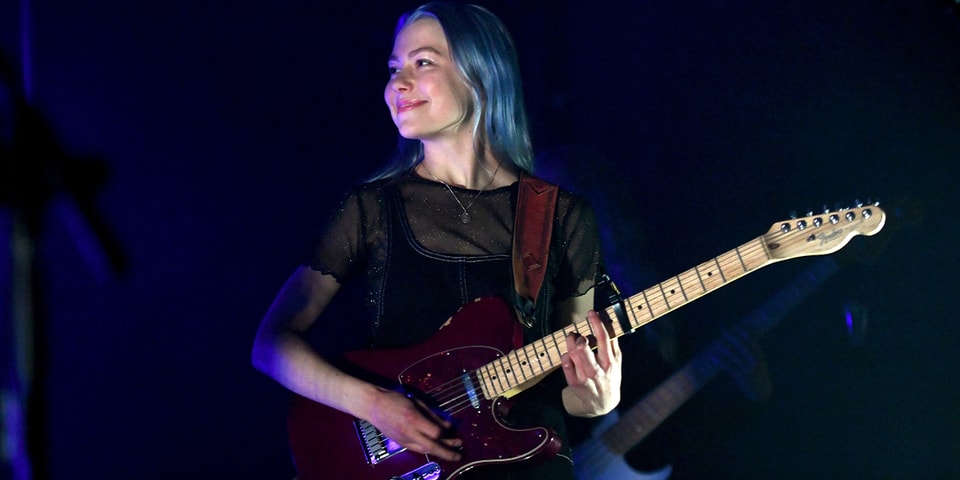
[429,358,549,414]
[436,375,477,407]
[429,372,493,416]
[424,342,572,415]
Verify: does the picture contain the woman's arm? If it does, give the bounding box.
[251,266,463,460]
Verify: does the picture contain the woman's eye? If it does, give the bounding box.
[387,59,433,76]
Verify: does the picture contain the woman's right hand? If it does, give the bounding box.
[363,387,464,462]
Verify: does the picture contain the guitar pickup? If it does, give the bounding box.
[462,372,481,410]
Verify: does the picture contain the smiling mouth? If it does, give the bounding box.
[397,100,426,113]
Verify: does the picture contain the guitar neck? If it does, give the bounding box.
[476,201,883,401]
[477,236,775,400]
[616,236,774,334]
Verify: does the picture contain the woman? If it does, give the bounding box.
[252,3,622,479]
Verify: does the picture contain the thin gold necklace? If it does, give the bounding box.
[421,162,501,224]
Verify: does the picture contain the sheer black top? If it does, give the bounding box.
[308,170,602,348]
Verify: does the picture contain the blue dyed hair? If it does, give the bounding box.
[368,1,535,181]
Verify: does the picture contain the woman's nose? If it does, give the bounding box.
[389,70,412,92]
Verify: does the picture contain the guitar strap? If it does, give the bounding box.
[512,172,559,328]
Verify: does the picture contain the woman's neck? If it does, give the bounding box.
[419,140,506,190]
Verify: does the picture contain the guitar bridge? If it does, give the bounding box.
[354,419,405,465]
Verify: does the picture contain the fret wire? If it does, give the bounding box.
[504,352,521,384]
[531,340,546,374]
[639,288,654,319]
[674,274,689,302]
[693,265,707,292]
[712,256,727,282]
[493,360,507,395]
[657,282,672,310]
[549,330,563,365]
[622,295,638,331]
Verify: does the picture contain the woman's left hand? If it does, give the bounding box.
[560,310,622,417]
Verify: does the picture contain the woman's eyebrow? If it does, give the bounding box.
[388,46,445,62]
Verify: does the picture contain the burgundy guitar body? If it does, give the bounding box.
[286,296,562,480]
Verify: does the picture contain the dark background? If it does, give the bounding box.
[1,1,957,479]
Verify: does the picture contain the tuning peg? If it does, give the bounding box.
[854,198,863,208]
[822,205,831,214]
[789,210,798,219]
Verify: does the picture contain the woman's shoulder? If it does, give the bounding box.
[337,172,435,211]
[540,177,592,212]
[341,175,405,199]
[511,172,592,214]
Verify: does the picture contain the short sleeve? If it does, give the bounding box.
[552,192,603,302]
[306,183,384,284]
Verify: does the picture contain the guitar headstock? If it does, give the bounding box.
[763,203,886,260]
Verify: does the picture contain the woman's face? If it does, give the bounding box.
[385,17,475,142]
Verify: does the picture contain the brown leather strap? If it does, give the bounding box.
[512,172,559,317]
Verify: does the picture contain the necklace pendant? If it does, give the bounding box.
[460,211,471,224]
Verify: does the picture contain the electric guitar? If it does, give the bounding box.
[573,256,841,480]
[286,204,886,480]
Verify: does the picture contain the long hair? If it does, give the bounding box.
[368,1,534,181]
